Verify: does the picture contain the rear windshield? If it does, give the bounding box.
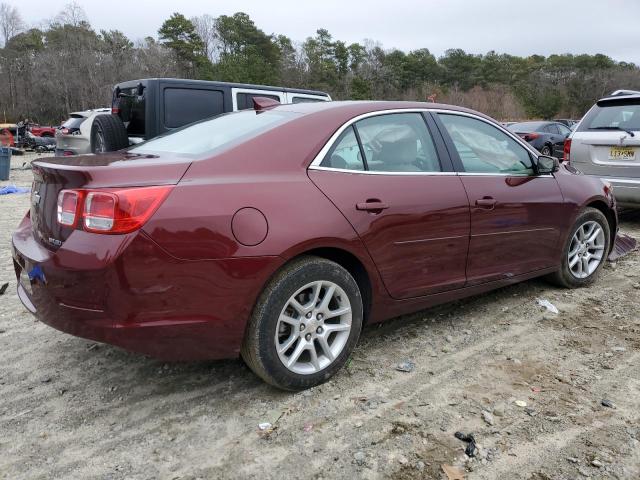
[115,86,146,137]
[129,110,298,157]
[582,100,640,131]
[508,122,544,133]
[61,116,85,129]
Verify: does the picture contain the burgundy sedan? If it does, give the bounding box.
[12,101,617,390]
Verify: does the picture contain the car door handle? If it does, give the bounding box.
[356,200,389,212]
[475,197,496,208]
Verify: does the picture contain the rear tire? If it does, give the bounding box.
[90,115,128,153]
[242,256,363,391]
[548,207,610,288]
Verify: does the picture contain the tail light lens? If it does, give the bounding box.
[57,186,172,234]
[57,190,80,227]
[524,133,540,141]
[563,138,572,163]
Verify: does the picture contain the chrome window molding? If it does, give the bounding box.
[307,108,545,176]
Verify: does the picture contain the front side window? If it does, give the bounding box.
[557,124,572,136]
[439,114,534,175]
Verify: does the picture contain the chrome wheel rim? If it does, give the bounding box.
[568,220,605,279]
[95,127,106,153]
[275,281,352,375]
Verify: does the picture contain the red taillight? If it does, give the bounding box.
[56,186,172,234]
[57,190,80,227]
[525,133,540,141]
[63,150,74,156]
[111,107,120,114]
[61,128,69,135]
[563,138,572,163]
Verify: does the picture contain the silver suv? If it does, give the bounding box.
[567,90,640,206]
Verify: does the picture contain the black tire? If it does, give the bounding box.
[548,207,611,288]
[540,145,552,156]
[90,114,128,153]
[241,256,363,391]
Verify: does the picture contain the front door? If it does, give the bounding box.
[435,112,565,285]
[309,112,470,299]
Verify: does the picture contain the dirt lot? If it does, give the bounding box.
[1,153,639,480]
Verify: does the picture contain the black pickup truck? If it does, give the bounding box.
[90,78,331,153]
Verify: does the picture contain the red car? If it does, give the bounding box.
[28,124,57,137]
[12,101,617,390]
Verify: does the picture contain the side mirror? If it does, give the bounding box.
[536,155,559,174]
[136,82,145,97]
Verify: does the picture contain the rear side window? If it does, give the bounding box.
[164,88,224,128]
[236,92,280,110]
[320,126,365,170]
[439,114,534,175]
[582,101,640,131]
[130,110,298,157]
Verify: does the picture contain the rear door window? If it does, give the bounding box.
[163,88,224,129]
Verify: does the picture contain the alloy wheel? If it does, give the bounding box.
[275,280,352,375]
[568,220,605,279]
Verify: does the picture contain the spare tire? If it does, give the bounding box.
[90,114,129,153]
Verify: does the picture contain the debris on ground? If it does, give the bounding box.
[608,233,638,262]
[258,422,272,431]
[454,431,477,457]
[0,282,8,295]
[0,185,30,195]
[481,410,495,426]
[536,299,559,314]
[601,399,616,408]
[442,464,465,480]
[514,400,528,407]
[395,360,415,372]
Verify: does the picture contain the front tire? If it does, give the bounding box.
[540,145,552,156]
[549,207,610,288]
[242,256,363,391]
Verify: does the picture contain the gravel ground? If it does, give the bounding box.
[1,153,639,480]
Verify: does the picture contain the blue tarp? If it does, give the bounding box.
[0,185,30,195]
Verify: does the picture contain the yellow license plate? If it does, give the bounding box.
[609,146,636,160]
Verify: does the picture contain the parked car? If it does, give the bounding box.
[55,108,111,156]
[566,90,640,206]
[508,121,572,158]
[29,124,57,137]
[13,101,617,390]
[554,118,579,129]
[90,78,331,153]
[24,132,56,153]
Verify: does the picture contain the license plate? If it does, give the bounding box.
[609,146,636,160]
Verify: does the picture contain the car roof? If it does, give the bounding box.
[598,93,640,105]
[115,78,331,97]
[270,100,492,123]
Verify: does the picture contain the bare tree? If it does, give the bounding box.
[0,2,24,46]
[54,1,88,27]
[191,14,218,62]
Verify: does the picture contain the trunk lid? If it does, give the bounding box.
[570,131,640,178]
[30,152,191,250]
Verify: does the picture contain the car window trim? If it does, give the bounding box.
[308,108,543,177]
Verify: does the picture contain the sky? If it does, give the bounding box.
[10,0,640,65]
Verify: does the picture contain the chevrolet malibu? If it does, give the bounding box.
[12,101,617,390]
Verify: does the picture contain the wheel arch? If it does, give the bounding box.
[585,199,617,252]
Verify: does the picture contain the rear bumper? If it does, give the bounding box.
[12,215,282,361]
[599,176,640,206]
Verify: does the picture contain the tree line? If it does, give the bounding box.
[1,2,640,125]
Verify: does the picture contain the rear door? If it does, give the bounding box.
[309,111,470,299]
[434,112,565,285]
[571,98,640,180]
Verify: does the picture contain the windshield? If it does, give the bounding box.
[130,110,298,157]
[508,122,544,133]
[585,102,640,131]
